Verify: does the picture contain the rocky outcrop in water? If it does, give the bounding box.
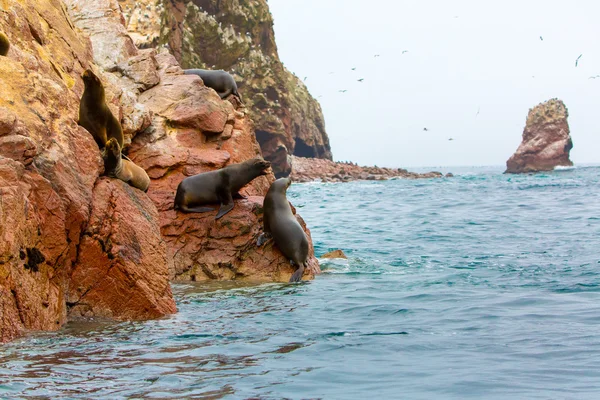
[290,156,445,183]
[506,99,573,174]
[116,0,332,177]
[0,0,319,343]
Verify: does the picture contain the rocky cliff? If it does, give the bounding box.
[0,0,318,343]
[506,99,573,174]
[116,0,332,177]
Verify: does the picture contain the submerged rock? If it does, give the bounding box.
[321,250,348,259]
[506,99,573,174]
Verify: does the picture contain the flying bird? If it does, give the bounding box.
[402,50,409,54]
[448,138,454,141]
[540,36,543,41]
[303,76,307,81]
[475,107,480,117]
[589,75,600,79]
[357,78,364,82]
[575,54,583,67]
[339,90,347,93]
[351,67,356,71]
[374,54,380,58]
[423,127,429,132]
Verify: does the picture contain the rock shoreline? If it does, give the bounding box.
[290,156,450,183]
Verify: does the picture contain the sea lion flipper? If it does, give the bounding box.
[289,263,305,283]
[257,232,272,247]
[215,202,234,219]
[215,189,234,219]
[180,205,214,213]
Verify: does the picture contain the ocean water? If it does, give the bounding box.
[2,166,600,399]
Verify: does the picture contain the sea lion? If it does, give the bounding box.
[78,69,124,149]
[174,157,270,219]
[103,138,150,192]
[257,177,309,283]
[184,69,242,101]
[0,32,10,56]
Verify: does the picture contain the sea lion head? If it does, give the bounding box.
[271,177,292,193]
[82,69,102,88]
[248,157,271,176]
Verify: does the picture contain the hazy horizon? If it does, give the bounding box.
[268,0,600,168]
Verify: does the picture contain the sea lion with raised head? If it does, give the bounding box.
[0,32,10,56]
[174,157,270,219]
[103,138,150,192]
[79,69,124,149]
[257,177,309,283]
[184,69,242,101]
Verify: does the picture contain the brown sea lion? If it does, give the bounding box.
[183,69,242,101]
[0,32,10,56]
[103,138,150,192]
[174,157,271,219]
[257,177,309,283]
[78,69,124,149]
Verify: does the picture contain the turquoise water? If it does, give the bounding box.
[2,167,600,399]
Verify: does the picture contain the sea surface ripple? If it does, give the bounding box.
[2,166,600,399]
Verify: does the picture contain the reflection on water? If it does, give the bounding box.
[2,167,600,399]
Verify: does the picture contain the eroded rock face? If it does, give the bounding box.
[290,156,445,183]
[0,0,175,343]
[69,178,176,320]
[506,99,573,174]
[117,0,332,177]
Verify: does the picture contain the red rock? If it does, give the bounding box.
[69,178,176,320]
[506,99,573,173]
[138,70,229,134]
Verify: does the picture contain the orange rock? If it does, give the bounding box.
[322,250,348,259]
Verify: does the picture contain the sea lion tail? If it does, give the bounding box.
[233,89,242,103]
[174,186,184,210]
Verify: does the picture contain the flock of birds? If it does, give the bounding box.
[299,32,596,143]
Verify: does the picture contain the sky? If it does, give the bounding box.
[268,0,600,168]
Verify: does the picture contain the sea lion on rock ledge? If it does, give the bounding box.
[174,157,271,219]
[184,69,242,101]
[0,32,10,56]
[78,69,124,149]
[257,178,309,283]
[103,138,150,192]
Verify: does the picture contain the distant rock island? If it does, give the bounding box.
[506,99,573,173]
